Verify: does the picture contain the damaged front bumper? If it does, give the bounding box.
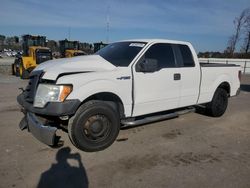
[17,91,81,146]
[20,112,58,146]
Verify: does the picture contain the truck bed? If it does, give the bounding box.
[198,64,241,105]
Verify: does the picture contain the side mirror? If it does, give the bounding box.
[138,58,158,73]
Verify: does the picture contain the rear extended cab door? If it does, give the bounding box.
[172,44,200,107]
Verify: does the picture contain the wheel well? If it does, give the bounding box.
[82,92,125,118]
[218,82,230,95]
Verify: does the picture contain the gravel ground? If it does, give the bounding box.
[0,57,15,75]
[0,57,15,65]
[0,74,249,188]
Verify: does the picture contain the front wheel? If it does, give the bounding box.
[206,88,228,117]
[19,60,30,79]
[68,100,120,152]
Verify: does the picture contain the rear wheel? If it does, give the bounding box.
[68,100,120,152]
[206,88,228,117]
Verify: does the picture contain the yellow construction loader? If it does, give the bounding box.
[93,42,108,53]
[59,39,86,58]
[13,35,52,79]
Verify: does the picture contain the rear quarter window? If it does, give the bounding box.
[179,45,195,67]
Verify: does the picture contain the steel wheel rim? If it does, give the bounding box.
[82,114,112,143]
[19,64,23,75]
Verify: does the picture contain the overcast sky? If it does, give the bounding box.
[0,0,249,52]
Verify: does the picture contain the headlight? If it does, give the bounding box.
[34,84,72,108]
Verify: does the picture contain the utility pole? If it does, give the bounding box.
[106,5,110,43]
[68,27,71,40]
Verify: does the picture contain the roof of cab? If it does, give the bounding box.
[119,39,191,46]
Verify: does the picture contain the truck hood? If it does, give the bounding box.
[34,55,116,80]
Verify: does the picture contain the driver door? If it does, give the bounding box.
[132,43,181,117]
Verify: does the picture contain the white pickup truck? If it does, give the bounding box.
[17,39,241,152]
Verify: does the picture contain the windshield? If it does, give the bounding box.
[96,42,146,67]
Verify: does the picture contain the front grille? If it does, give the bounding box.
[23,71,43,103]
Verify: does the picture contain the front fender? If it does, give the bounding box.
[57,75,132,117]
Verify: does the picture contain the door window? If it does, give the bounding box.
[144,43,176,69]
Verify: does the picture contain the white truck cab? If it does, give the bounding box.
[17,39,241,152]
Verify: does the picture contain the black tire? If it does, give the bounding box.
[21,69,30,79]
[13,58,20,76]
[12,63,16,76]
[206,88,228,117]
[19,61,30,79]
[68,100,120,152]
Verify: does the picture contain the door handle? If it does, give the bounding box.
[174,73,181,80]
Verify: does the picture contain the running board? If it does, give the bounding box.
[121,107,195,127]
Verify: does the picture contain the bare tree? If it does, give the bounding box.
[225,35,236,55]
[241,32,250,54]
[241,9,250,54]
[226,8,250,57]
